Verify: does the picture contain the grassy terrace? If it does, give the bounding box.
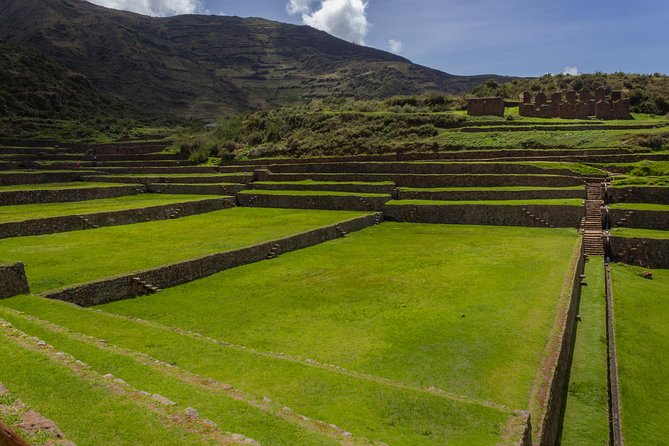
[2,223,579,444]
[609,202,669,211]
[386,198,583,206]
[91,173,251,178]
[0,194,219,223]
[561,257,609,446]
[0,181,139,191]
[0,326,204,446]
[611,228,669,239]
[399,186,584,192]
[239,189,391,197]
[0,207,368,293]
[611,264,669,445]
[612,176,669,187]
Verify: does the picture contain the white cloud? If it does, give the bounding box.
[87,0,204,17]
[286,0,369,45]
[388,39,402,54]
[562,66,580,76]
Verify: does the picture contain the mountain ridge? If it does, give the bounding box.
[0,0,509,118]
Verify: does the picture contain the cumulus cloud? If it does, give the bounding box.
[87,0,203,17]
[388,39,402,54]
[562,66,580,76]
[286,0,369,45]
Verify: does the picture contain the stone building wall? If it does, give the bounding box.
[520,88,631,120]
[467,98,505,116]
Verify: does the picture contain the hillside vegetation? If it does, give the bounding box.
[472,73,669,115]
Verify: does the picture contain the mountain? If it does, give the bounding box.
[0,0,509,118]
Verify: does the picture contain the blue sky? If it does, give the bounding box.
[89,0,668,76]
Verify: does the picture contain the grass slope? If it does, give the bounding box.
[1,294,510,445]
[561,257,609,446]
[100,223,579,410]
[0,207,368,292]
[611,264,669,445]
[611,228,669,239]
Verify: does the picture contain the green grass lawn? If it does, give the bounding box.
[561,257,609,446]
[386,198,583,206]
[611,264,669,445]
[611,228,669,239]
[99,223,579,410]
[0,182,140,191]
[0,194,220,223]
[0,326,203,445]
[240,189,391,197]
[0,207,368,293]
[2,294,512,446]
[609,202,669,211]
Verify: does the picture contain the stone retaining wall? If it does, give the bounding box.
[0,197,235,239]
[536,241,585,445]
[607,208,669,230]
[397,188,585,201]
[0,171,99,186]
[383,204,584,228]
[255,171,584,188]
[460,124,649,132]
[0,263,30,298]
[250,182,397,194]
[608,186,669,204]
[237,193,390,212]
[265,162,574,176]
[83,174,253,185]
[95,166,219,175]
[147,183,247,195]
[42,213,381,306]
[608,237,669,269]
[0,185,145,206]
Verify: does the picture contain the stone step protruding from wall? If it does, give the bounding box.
[335,226,348,237]
[266,243,281,260]
[133,277,161,294]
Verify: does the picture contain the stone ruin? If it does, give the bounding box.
[519,88,631,120]
[467,97,505,117]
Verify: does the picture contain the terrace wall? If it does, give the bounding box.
[397,188,585,201]
[608,237,669,269]
[42,213,381,306]
[536,241,586,445]
[250,182,397,194]
[383,204,584,228]
[0,197,235,239]
[607,209,669,230]
[607,187,669,205]
[255,171,584,188]
[147,183,247,195]
[0,263,30,298]
[0,172,97,186]
[84,175,253,185]
[0,185,146,206]
[265,162,573,176]
[237,193,390,212]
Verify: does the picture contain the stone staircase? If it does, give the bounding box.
[584,183,605,255]
[132,277,161,294]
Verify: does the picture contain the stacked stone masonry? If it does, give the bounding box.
[0,263,30,298]
[383,204,584,228]
[608,237,669,269]
[519,89,631,120]
[0,184,146,206]
[237,193,390,212]
[0,197,235,239]
[467,98,505,116]
[42,213,381,306]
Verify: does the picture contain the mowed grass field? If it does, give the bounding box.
[0,207,369,292]
[611,264,669,445]
[1,223,580,445]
